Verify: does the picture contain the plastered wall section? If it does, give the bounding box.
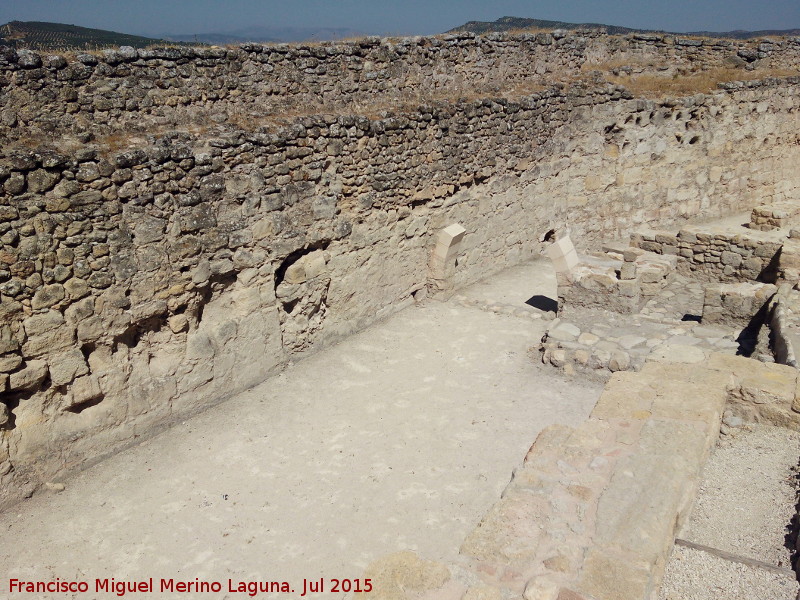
[0,75,798,507]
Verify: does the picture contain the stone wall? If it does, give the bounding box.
[631,228,784,282]
[1,33,800,508]
[1,31,799,145]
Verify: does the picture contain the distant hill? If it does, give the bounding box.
[162,26,367,45]
[447,16,800,39]
[0,20,183,51]
[688,28,800,39]
[448,16,648,36]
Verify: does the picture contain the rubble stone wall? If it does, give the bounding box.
[1,32,799,144]
[631,229,785,282]
[0,33,799,508]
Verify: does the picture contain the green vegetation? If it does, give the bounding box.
[0,20,186,51]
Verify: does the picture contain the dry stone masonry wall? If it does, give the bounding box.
[1,31,800,145]
[0,31,799,508]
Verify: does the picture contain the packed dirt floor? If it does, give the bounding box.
[0,261,603,599]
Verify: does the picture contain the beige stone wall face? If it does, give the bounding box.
[0,38,798,508]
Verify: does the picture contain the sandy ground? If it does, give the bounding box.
[660,424,800,600]
[0,261,600,599]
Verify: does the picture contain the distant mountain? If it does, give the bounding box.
[688,28,800,39]
[448,16,648,36]
[0,20,179,50]
[447,16,800,39]
[162,26,367,45]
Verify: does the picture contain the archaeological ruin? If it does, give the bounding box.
[1,28,800,599]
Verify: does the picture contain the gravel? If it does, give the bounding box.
[683,424,800,567]
[660,424,800,599]
[660,545,797,600]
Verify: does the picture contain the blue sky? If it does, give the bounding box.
[1,0,798,37]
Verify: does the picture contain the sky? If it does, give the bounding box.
[0,0,798,38]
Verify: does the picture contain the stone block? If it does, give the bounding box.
[546,235,576,257]
[429,223,466,285]
[437,223,466,247]
[551,248,580,273]
[576,550,652,600]
[523,578,559,600]
[168,314,189,333]
[283,261,307,284]
[9,360,49,391]
[67,375,103,409]
[23,310,65,336]
[23,322,76,357]
[31,284,65,309]
[619,262,636,280]
[49,348,89,386]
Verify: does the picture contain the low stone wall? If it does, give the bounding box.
[557,248,676,315]
[750,201,800,231]
[458,358,731,599]
[714,354,800,430]
[701,282,777,327]
[631,228,783,282]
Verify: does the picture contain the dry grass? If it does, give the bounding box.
[582,56,671,73]
[605,67,798,98]
[503,27,553,35]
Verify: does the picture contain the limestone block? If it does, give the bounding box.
[0,354,22,373]
[31,283,65,309]
[66,375,103,409]
[436,223,466,248]
[619,262,636,280]
[168,314,189,333]
[429,223,466,285]
[283,261,307,284]
[595,450,692,563]
[9,360,48,391]
[304,252,327,279]
[523,578,559,600]
[23,321,76,358]
[76,316,107,343]
[576,550,652,600]
[545,235,580,274]
[48,348,89,386]
[23,310,65,336]
[647,344,706,364]
[552,248,580,273]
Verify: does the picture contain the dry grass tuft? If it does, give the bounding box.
[606,67,799,97]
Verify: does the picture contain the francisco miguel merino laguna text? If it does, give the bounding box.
[8,577,374,596]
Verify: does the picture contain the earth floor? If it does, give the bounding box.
[0,260,601,599]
